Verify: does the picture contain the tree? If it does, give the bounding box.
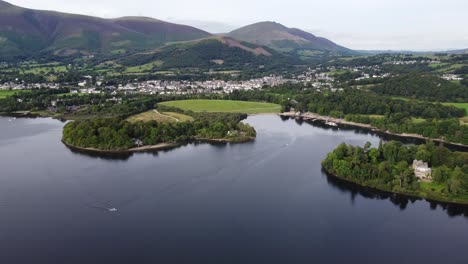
[415,145,431,163]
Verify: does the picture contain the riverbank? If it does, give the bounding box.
[280,111,468,150]
[323,168,468,206]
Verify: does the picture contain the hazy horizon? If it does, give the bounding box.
[5,0,468,51]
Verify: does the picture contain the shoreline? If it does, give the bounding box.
[280,111,468,150]
[62,136,255,154]
[62,141,182,154]
[323,168,468,206]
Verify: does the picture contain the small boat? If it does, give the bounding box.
[108,208,118,212]
[325,121,338,127]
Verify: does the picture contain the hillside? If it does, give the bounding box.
[0,0,210,58]
[372,73,468,102]
[227,21,355,59]
[119,36,300,70]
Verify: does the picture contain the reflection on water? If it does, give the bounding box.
[65,140,254,161]
[324,169,468,217]
[1,115,468,264]
[303,117,468,152]
[62,116,468,218]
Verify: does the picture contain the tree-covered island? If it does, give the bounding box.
[62,109,256,152]
[322,141,468,204]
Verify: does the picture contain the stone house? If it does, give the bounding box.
[412,160,433,182]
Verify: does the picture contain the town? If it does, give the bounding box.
[0,56,464,97]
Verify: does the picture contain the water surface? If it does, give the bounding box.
[0,115,467,264]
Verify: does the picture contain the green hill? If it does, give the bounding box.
[120,36,300,70]
[227,21,356,59]
[373,73,468,102]
[0,0,210,58]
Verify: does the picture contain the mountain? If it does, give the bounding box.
[0,0,210,58]
[119,36,300,70]
[227,22,355,58]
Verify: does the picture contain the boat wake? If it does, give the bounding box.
[87,204,118,212]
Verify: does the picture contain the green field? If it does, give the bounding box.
[442,103,468,125]
[442,102,468,115]
[23,65,68,74]
[125,61,163,73]
[325,70,348,76]
[127,110,194,123]
[0,89,31,99]
[159,100,281,114]
[434,63,467,73]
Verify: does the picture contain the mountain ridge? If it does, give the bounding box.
[227,21,355,57]
[0,0,211,57]
[0,0,356,62]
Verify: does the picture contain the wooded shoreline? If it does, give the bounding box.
[62,136,255,154]
[280,112,468,150]
[323,169,468,206]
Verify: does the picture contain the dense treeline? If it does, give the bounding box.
[290,90,465,119]
[0,89,197,116]
[372,73,468,102]
[454,66,468,75]
[0,88,70,112]
[0,89,147,114]
[322,141,468,203]
[120,39,299,70]
[346,115,468,145]
[224,87,468,144]
[200,87,468,144]
[62,112,256,151]
[228,83,467,121]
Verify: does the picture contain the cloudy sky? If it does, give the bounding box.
[7,0,468,51]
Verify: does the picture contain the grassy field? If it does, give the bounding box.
[159,100,281,114]
[391,96,411,101]
[460,117,468,125]
[412,118,427,124]
[442,103,468,125]
[0,89,31,99]
[442,103,468,115]
[23,65,68,74]
[434,63,467,73]
[162,112,194,122]
[127,110,193,123]
[368,114,385,119]
[325,70,348,76]
[125,61,163,73]
[443,103,468,125]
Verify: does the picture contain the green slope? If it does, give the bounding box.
[120,36,301,69]
[0,0,211,58]
[227,21,356,59]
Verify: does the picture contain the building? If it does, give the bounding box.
[412,160,432,182]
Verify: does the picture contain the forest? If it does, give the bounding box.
[322,141,468,203]
[372,73,468,102]
[234,86,468,145]
[289,90,465,119]
[345,115,468,145]
[62,112,256,151]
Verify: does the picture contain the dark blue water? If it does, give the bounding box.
[1,115,467,264]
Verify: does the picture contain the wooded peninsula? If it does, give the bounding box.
[62,110,256,152]
[322,141,468,205]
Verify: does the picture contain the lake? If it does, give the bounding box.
[1,115,467,264]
